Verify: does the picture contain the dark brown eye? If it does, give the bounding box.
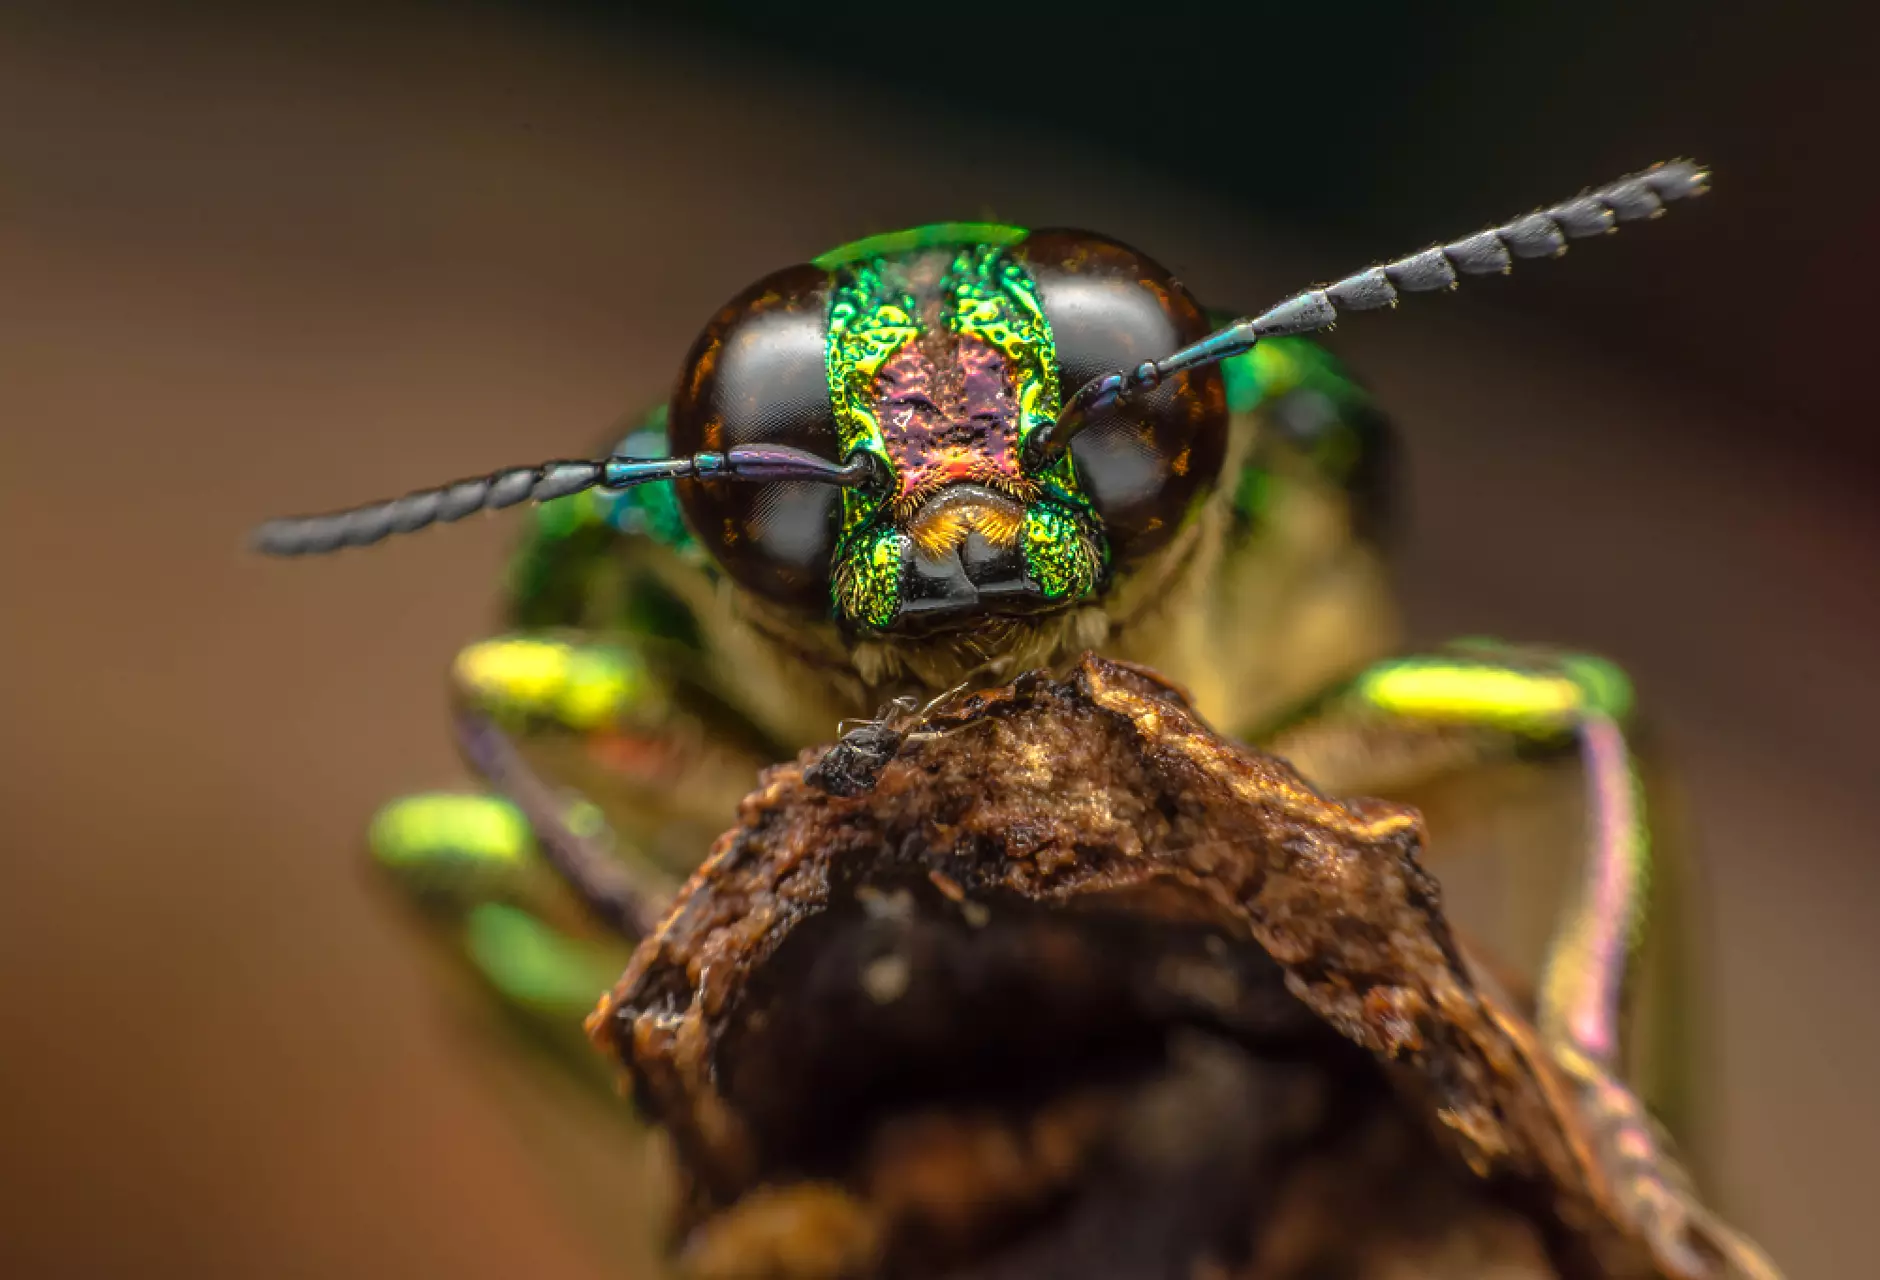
[668,264,840,613]
[1018,232,1227,565]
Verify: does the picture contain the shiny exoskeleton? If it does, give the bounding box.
[255,162,1779,1277]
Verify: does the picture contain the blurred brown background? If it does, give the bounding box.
[1,2,1875,1277]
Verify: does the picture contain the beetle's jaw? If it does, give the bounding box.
[894,486,1062,634]
[834,485,1104,635]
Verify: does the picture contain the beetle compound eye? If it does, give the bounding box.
[1019,232,1228,566]
[670,264,844,612]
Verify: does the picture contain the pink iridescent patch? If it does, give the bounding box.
[874,334,1031,515]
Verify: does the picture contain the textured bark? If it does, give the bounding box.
[590,655,1688,1279]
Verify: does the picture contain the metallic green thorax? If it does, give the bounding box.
[823,230,1103,628]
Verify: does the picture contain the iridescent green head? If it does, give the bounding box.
[666,226,1229,634]
[253,161,1709,629]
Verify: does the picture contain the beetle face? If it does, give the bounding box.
[669,227,1227,634]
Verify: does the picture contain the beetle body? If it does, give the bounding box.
[259,163,1781,1278]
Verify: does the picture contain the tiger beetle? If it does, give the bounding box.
[255,161,1779,1277]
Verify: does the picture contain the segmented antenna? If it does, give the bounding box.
[251,443,874,556]
[1029,160,1709,466]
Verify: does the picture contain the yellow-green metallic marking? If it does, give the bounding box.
[453,636,654,731]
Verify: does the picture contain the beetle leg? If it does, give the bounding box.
[1262,644,1648,1058]
[373,630,766,948]
[366,623,778,1054]
[436,630,691,939]
[362,633,749,1126]
[363,628,703,1054]
[1260,644,1776,1278]
[442,629,785,936]
[366,790,638,1054]
[448,706,673,941]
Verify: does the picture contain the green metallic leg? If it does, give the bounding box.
[367,789,664,1273]
[444,630,703,939]
[1317,646,1644,1067]
[449,707,670,940]
[373,626,779,1031]
[1262,643,1777,1279]
[368,790,636,1070]
[366,632,705,1095]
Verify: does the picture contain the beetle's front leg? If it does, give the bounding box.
[375,631,773,946]
[1261,643,1778,1279]
[1266,645,1646,1070]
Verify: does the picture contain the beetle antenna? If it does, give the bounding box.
[1029,159,1709,466]
[251,443,876,556]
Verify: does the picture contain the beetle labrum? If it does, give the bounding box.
[256,161,1780,1277]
